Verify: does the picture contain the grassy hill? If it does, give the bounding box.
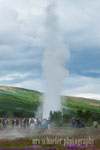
[0,86,41,117]
[0,86,100,117]
[62,96,100,113]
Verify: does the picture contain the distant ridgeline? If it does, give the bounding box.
[0,86,100,118]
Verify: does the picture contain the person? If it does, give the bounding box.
[81,120,85,128]
[37,118,41,129]
[12,119,15,128]
[3,119,5,128]
[0,119,2,125]
[93,121,99,128]
[16,119,19,127]
[76,118,81,128]
[42,119,47,131]
[26,118,29,128]
[34,118,37,128]
[39,117,43,129]
[20,119,23,128]
[30,118,35,130]
[71,118,76,128]
[4,119,8,128]
[24,118,27,129]
[47,118,51,130]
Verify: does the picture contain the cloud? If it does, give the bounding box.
[74,93,100,100]
[13,78,44,92]
[0,73,29,82]
[0,0,45,74]
[85,70,100,74]
[0,0,99,100]
[57,0,100,49]
[62,74,100,99]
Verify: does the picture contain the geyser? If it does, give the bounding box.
[42,0,70,118]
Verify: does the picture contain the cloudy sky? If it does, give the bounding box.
[0,0,100,99]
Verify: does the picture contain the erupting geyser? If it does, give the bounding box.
[42,0,70,118]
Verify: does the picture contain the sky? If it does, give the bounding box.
[0,0,100,99]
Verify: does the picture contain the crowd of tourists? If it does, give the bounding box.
[71,118,85,128]
[0,117,99,130]
[0,118,51,130]
[71,117,99,128]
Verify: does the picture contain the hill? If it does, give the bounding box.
[0,86,100,117]
[62,96,100,114]
[0,86,41,117]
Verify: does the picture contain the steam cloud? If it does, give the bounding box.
[42,0,70,118]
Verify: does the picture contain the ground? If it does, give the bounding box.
[0,127,100,149]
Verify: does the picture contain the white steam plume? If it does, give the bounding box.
[42,0,70,118]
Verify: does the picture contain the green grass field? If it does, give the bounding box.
[0,86,100,117]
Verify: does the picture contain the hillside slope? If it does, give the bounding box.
[0,86,41,117]
[0,86,100,117]
[62,96,100,113]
